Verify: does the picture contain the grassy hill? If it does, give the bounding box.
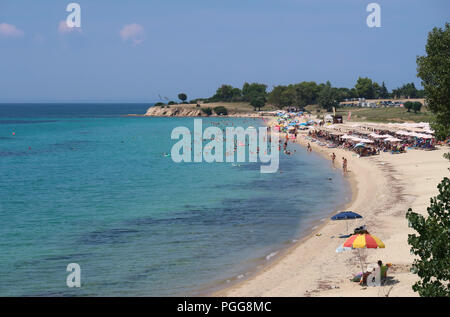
[305,104,432,123]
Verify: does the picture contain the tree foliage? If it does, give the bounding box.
[355,77,375,99]
[242,82,267,102]
[406,177,450,297]
[417,22,450,141]
[318,84,339,111]
[201,107,212,116]
[178,93,187,103]
[213,106,228,115]
[404,101,423,113]
[392,83,421,99]
[250,95,266,111]
[209,85,242,102]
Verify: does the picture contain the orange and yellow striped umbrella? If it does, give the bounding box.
[343,233,385,249]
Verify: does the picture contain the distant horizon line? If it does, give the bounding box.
[0,102,157,104]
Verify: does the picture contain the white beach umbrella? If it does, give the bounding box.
[385,137,402,142]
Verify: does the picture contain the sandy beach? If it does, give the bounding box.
[214,119,449,297]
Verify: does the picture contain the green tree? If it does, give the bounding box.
[267,85,288,108]
[280,86,298,108]
[394,83,418,98]
[412,102,423,113]
[250,95,266,111]
[231,88,242,102]
[336,87,356,101]
[355,77,375,99]
[406,177,450,297]
[318,85,339,111]
[417,23,450,142]
[379,82,390,98]
[178,93,187,103]
[201,107,212,116]
[294,81,320,107]
[211,85,234,102]
[404,101,414,112]
[242,82,267,102]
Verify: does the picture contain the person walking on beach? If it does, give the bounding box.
[342,157,348,175]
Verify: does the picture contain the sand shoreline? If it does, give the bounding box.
[212,119,449,297]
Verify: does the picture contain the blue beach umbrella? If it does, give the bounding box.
[331,211,363,236]
[331,211,363,220]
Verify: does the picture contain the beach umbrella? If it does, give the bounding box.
[385,137,401,142]
[331,211,363,221]
[343,233,384,248]
[354,143,365,148]
[331,211,363,235]
[343,233,385,275]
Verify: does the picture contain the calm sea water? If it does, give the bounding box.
[0,103,351,296]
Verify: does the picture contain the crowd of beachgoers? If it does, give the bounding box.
[273,111,440,158]
[216,112,448,297]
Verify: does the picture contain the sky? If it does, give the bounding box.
[0,0,449,103]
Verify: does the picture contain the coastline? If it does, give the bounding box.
[212,118,449,297]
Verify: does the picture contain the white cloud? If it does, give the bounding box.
[0,23,24,37]
[119,23,144,45]
[58,20,82,35]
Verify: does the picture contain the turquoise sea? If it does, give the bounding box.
[0,104,351,296]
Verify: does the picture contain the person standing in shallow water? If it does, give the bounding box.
[331,152,336,165]
[307,143,312,152]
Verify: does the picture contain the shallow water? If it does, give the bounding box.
[0,104,351,296]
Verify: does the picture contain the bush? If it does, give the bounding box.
[213,106,228,115]
[404,101,423,113]
[196,104,200,107]
[154,102,165,107]
[201,107,212,116]
[168,101,176,105]
[412,102,422,113]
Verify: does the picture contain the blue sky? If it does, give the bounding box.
[0,0,449,102]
